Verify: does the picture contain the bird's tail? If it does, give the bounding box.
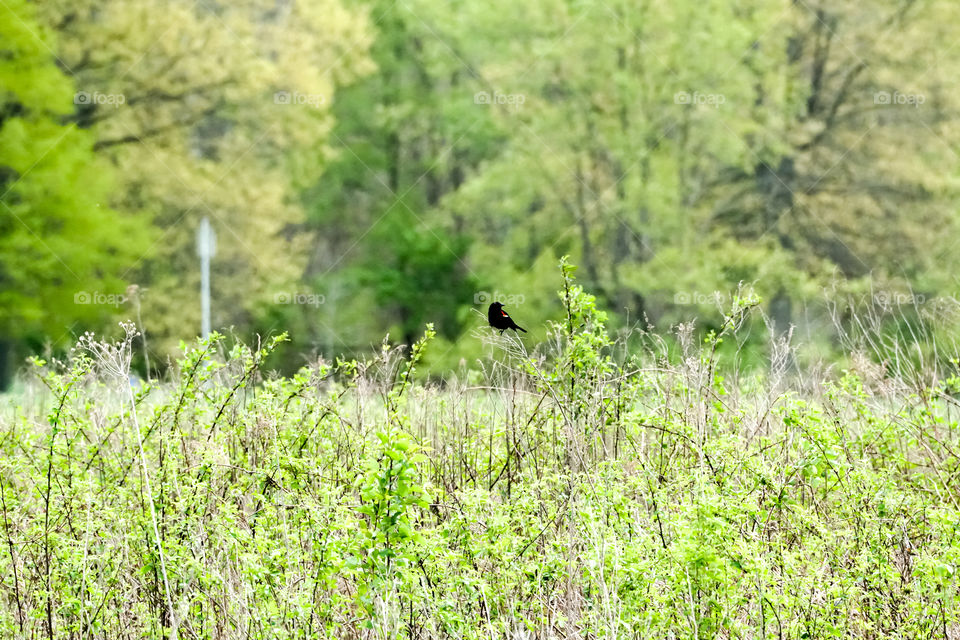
[516,325,527,333]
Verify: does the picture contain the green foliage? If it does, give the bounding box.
[361,213,477,346]
[3,286,960,637]
[354,426,431,619]
[293,0,960,375]
[0,0,147,342]
[32,0,376,356]
[5,0,960,382]
[359,328,437,591]
[556,257,614,374]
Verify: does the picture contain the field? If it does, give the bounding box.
[1,277,959,639]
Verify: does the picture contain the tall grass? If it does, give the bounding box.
[1,263,959,639]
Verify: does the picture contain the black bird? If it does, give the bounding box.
[488,302,527,334]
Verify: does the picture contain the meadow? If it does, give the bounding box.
[1,270,959,639]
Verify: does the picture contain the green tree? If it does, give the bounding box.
[426,0,960,335]
[301,0,495,353]
[37,0,376,359]
[0,0,147,386]
[707,0,960,328]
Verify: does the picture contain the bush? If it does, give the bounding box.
[0,263,958,639]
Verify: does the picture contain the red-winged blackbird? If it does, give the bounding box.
[488,302,527,334]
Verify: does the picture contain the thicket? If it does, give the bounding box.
[1,262,958,639]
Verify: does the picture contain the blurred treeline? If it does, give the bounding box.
[2,0,960,385]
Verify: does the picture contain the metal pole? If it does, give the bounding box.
[197,216,215,339]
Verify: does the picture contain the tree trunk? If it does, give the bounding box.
[0,338,13,391]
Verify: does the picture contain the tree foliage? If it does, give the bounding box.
[299,0,960,373]
[5,0,960,378]
[34,0,376,356]
[0,0,147,381]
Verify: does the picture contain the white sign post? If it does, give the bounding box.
[196,216,216,339]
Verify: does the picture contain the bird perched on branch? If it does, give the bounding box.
[488,302,527,335]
